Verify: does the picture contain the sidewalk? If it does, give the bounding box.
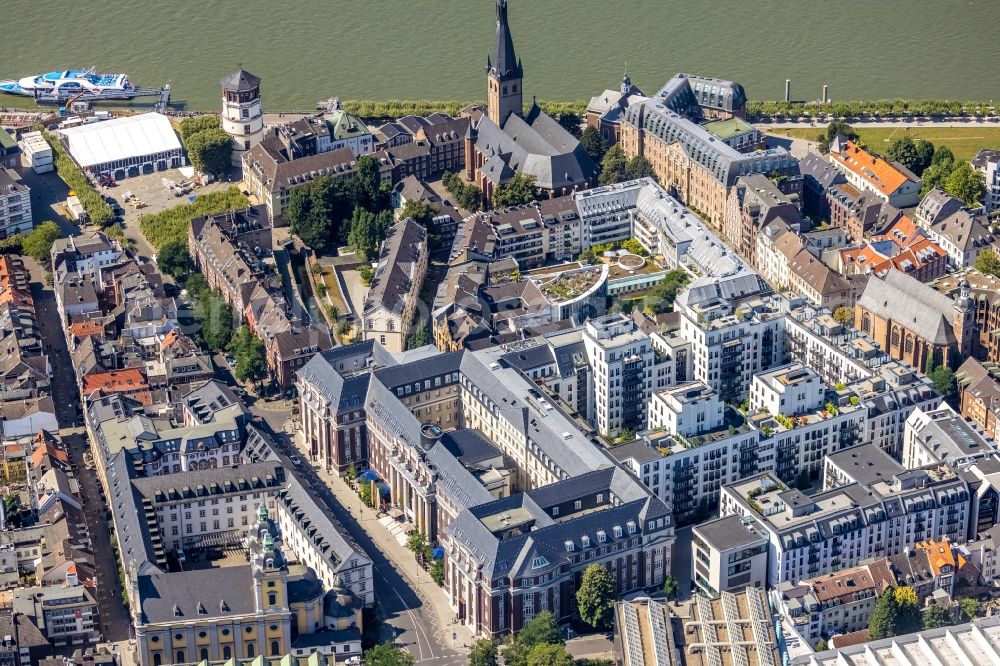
[288,432,475,651]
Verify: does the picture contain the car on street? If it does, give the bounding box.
[290,455,302,466]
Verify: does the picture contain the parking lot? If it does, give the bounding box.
[100,168,239,261]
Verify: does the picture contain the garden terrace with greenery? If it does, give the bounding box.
[536,266,604,302]
[138,187,248,249]
[663,407,754,454]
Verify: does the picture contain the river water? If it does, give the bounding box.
[4,0,999,112]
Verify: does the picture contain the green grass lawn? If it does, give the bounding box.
[767,126,1000,162]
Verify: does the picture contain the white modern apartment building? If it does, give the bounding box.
[677,296,787,402]
[904,404,998,469]
[582,313,669,437]
[692,514,769,596]
[721,463,971,586]
[0,170,31,238]
[749,364,825,418]
[973,149,1000,213]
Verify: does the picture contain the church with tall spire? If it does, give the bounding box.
[486,0,523,125]
[463,0,597,205]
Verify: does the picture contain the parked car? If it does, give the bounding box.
[290,455,302,466]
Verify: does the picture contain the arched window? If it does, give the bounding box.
[861,312,871,334]
[246,642,255,658]
[223,646,232,660]
[890,327,900,348]
[175,651,184,664]
[905,335,913,353]
[271,640,281,656]
[200,648,208,661]
[153,654,162,666]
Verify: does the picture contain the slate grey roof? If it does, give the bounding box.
[425,441,494,510]
[623,101,795,187]
[694,514,767,552]
[373,350,464,390]
[472,105,597,191]
[857,270,959,345]
[130,462,285,502]
[439,429,503,466]
[826,444,904,487]
[488,0,521,79]
[220,69,261,92]
[138,566,256,623]
[107,451,159,572]
[274,470,369,573]
[800,152,846,190]
[363,218,426,317]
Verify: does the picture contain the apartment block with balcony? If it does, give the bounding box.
[721,467,971,586]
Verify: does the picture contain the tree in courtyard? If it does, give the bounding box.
[975,249,1000,278]
[913,139,935,175]
[885,136,921,174]
[401,199,438,227]
[429,558,444,586]
[555,113,583,138]
[958,597,981,622]
[944,162,987,206]
[663,575,679,602]
[576,564,616,629]
[364,642,414,666]
[598,145,629,185]
[459,184,484,213]
[406,531,427,558]
[920,163,951,197]
[228,325,266,384]
[929,366,957,402]
[814,640,828,652]
[622,238,647,256]
[194,288,234,353]
[21,221,63,265]
[817,121,858,153]
[516,611,561,647]
[795,469,811,491]
[492,173,537,209]
[833,306,855,327]
[502,612,562,666]
[351,155,390,213]
[579,126,607,164]
[407,321,432,349]
[868,588,900,640]
[525,644,574,666]
[932,146,956,169]
[185,273,209,299]
[358,481,373,507]
[184,127,233,175]
[921,604,954,629]
[156,239,195,282]
[179,115,221,141]
[894,586,922,635]
[468,639,498,666]
[626,155,658,182]
[643,270,689,314]
[348,207,393,261]
[359,264,375,287]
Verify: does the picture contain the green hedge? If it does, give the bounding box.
[41,131,114,227]
[746,99,1000,120]
[138,187,249,250]
[339,98,587,122]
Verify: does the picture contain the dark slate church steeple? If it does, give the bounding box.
[487,0,523,125]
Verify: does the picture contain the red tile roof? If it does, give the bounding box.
[831,139,913,197]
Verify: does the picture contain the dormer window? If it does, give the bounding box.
[597,530,607,543]
[564,540,574,552]
[613,525,623,539]
[581,535,590,548]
